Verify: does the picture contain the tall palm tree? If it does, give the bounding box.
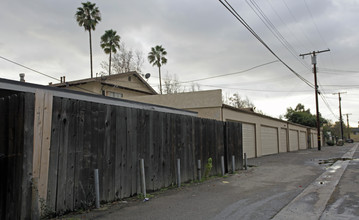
[148,45,167,94]
[75,1,101,78]
[100,30,120,75]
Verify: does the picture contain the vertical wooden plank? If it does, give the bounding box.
[156,112,164,189]
[88,102,99,206]
[152,111,162,190]
[21,93,35,219]
[31,90,45,216]
[97,103,106,202]
[7,94,20,219]
[148,111,155,191]
[81,100,94,207]
[65,99,76,211]
[125,108,133,196]
[46,96,62,213]
[0,96,9,219]
[38,92,53,209]
[0,97,6,219]
[130,109,138,196]
[114,106,122,200]
[137,109,147,192]
[101,104,112,201]
[162,113,171,187]
[73,100,85,209]
[14,93,25,220]
[119,106,128,198]
[108,105,116,201]
[56,98,70,212]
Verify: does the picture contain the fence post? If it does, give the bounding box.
[140,158,146,198]
[244,153,248,170]
[232,155,235,173]
[197,159,201,181]
[177,159,181,188]
[94,169,100,209]
[221,156,225,176]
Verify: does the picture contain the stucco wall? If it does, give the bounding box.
[125,89,223,110]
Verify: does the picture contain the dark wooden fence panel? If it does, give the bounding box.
[0,92,34,220]
[226,122,243,171]
[44,96,242,215]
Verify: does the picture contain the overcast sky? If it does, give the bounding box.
[1,0,358,126]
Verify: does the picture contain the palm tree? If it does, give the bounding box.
[100,30,120,75]
[75,1,101,78]
[148,45,167,94]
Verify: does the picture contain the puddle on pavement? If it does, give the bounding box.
[318,157,353,166]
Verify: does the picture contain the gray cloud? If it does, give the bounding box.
[0,0,358,124]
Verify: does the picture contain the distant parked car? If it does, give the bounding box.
[346,139,354,143]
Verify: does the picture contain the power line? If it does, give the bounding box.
[0,55,60,81]
[0,55,98,95]
[245,0,311,70]
[181,60,279,83]
[218,0,314,89]
[281,0,316,49]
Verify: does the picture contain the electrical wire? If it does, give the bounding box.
[218,0,314,89]
[245,0,311,70]
[181,60,279,83]
[0,55,60,81]
[0,55,98,94]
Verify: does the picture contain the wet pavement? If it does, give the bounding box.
[63,143,359,220]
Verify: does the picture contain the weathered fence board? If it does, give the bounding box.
[0,93,35,220]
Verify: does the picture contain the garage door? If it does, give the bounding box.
[299,131,307,150]
[279,128,287,152]
[243,123,256,158]
[260,126,278,156]
[289,130,299,151]
[312,133,318,148]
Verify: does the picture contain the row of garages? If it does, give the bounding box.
[242,123,319,158]
[222,105,321,159]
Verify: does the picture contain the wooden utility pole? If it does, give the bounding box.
[300,49,330,151]
[344,113,352,139]
[333,92,346,140]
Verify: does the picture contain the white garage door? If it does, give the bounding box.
[261,126,278,156]
[243,123,256,158]
[312,133,318,148]
[280,128,287,152]
[299,131,307,150]
[289,130,299,151]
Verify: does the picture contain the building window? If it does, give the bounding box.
[107,91,123,98]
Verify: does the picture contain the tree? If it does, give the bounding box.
[148,45,167,94]
[100,29,120,75]
[224,92,255,109]
[284,103,327,127]
[75,1,101,78]
[100,43,144,74]
[162,73,184,94]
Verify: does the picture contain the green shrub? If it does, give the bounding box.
[203,158,212,180]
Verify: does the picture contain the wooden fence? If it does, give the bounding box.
[0,92,243,219]
[0,93,35,220]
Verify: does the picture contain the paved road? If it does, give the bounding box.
[65,143,358,220]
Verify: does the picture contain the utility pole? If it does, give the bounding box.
[333,92,346,140]
[300,49,330,151]
[344,113,352,139]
